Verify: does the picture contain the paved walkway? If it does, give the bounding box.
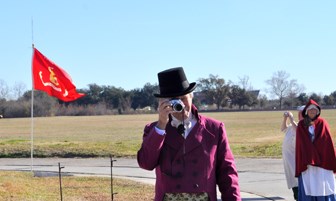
[0,158,294,201]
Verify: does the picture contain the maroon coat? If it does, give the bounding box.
[137,106,241,201]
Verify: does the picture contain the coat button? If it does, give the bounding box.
[176,184,181,189]
[192,159,198,164]
[194,184,199,188]
[192,172,198,177]
[175,172,182,178]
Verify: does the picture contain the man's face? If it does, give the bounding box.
[170,93,193,120]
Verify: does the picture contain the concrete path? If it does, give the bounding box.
[0,158,294,201]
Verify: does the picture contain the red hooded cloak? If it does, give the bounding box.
[295,99,336,177]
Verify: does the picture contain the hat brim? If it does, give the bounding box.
[154,82,197,98]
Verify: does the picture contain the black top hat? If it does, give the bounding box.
[154,67,196,98]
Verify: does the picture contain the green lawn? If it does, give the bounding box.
[1,110,336,200]
[1,110,335,158]
[0,171,154,201]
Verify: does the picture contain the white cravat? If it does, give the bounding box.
[171,114,196,138]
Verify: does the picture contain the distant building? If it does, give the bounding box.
[194,91,208,105]
[247,90,260,98]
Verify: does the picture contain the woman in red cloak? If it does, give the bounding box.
[295,99,336,200]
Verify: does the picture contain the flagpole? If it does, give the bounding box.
[30,49,34,172]
[30,17,35,171]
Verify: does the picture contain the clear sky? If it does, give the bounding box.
[1,0,336,98]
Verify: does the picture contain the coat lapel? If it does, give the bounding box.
[184,123,202,154]
[164,118,216,156]
[164,124,185,151]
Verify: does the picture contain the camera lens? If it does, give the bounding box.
[173,103,183,112]
[169,99,185,112]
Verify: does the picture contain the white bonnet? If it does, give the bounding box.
[306,104,320,115]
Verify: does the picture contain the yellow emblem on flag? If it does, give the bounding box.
[48,67,59,86]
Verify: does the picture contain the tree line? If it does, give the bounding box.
[1,71,336,118]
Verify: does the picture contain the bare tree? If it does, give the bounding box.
[238,75,253,91]
[12,82,27,100]
[0,79,9,100]
[266,70,304,109]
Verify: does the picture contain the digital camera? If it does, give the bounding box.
[169,99,185,112]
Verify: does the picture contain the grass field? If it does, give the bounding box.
[0,171,154,201]
[1,110,336,200]
[1,110,336,158]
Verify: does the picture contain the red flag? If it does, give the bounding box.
[32,48,85,102]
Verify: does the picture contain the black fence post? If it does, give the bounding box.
[110,155,117,201]
[58,162,65,201]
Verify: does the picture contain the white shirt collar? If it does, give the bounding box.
[171,114,196,138]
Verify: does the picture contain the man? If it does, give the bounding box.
[137,67,241,201]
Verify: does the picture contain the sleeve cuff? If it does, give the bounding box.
[154,126,166,136]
